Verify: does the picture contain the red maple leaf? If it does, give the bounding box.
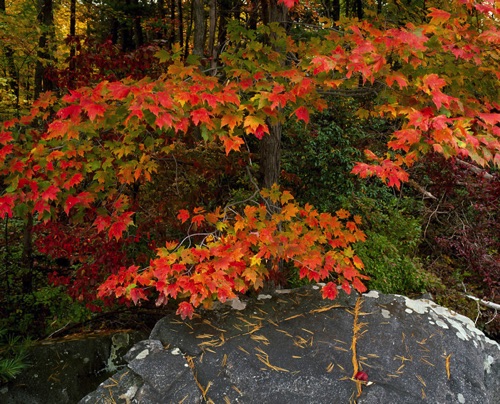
[191,214,205,226]
[33,199,51,216]
[176,301,194,319]
[155,113,173,129]
[64,195,80,215]
[64,173,83,190]
[0,195,15,218]
[293,106,310,124]
[321,282,338,300]
[94,215,111,233]
[108,82,131,99]
[108,220,128,240]
[83,103,106,121]
[57,104,82,120]
[427,8,451,25]
[341,280,352,294]
[191,108,212,126]
[130,287,148,305]
[41,185,60,201]
[352,277,368,293]
[254,124,270,139]
[177,209,190,223]
[0,131,13,145]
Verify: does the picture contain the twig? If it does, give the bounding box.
[408,179,437,200]
[456,159,495,180]
[423,192,446,238]
[465,294,500,311]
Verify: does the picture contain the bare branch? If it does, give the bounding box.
[456,159,495,180]
[408,179,437,200]
[465,294,500,311]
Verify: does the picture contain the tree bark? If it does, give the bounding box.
[208,0,217,64]
[192,0,206,57]
[258,0,287,189]
[34,0,54,99]
[68,0,76,87]
[178,0,184,49]
[21,214,34,294]
[260,122,282,188]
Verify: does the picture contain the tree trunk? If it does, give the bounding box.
[178,0,184,49]
[356,0,363,19]
[208,0,217,66]
[157,0,166,40]
[21,214,34,295]
[34,0,54,99]
[192,0,205,57]
[217,0,232,54]
[168,0,176,46]
[133,0,144,49]
[259,122,282,189]
[258,0,287,189]
[332,0,340,21]
[68,0,76,87]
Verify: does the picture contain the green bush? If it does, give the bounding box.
[345,196,429,295]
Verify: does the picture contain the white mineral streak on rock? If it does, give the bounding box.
[484,355,494,373]
[171,348,182,356]
[363,290,380,298]
[402,297,500,350]
[381,309,391,319]
[229,297,247,310]
[136,349,150,360]
[257,294,272,300]
[119,385,138,401]
[275,289,292,294]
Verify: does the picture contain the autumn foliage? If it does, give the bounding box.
[97,186,368,318]
[1,0,499,319]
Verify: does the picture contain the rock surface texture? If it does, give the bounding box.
[0,330,146,404]
[80,288,500,403]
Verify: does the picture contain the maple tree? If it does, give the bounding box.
[0,0,499,319]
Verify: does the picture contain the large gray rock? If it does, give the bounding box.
[80,288,500,403]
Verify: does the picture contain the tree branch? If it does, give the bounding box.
[456,159,495,180]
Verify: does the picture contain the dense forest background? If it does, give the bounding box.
[0,0,499,380]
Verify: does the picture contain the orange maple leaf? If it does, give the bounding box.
[221,135,245,155]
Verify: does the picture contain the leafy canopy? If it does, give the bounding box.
[0,0,499,317]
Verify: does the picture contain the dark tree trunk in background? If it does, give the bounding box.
[192,0,206,57]
[133,0,144,48]
[208,0,217,64]
[178,0,184,49]
[218,0,232,55]
[68,0,76,87]
[34,0,54,99]
[356,0,364,19]
[21,214,34,294]
[168,0,176,46]
[332,0,340,21]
